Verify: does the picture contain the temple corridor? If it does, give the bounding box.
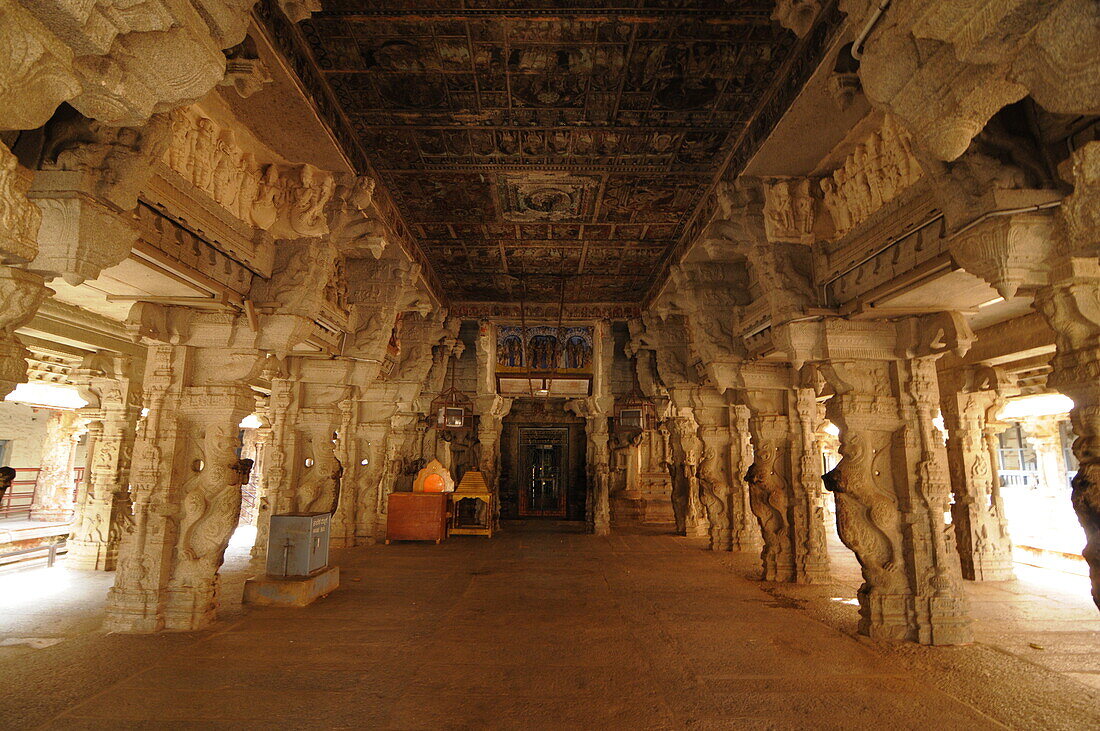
[2,526,1098,729]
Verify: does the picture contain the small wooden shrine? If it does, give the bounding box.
[449,470,494,538]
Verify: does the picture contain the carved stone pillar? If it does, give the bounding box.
[0,141,47,399]
[253,376,346,560]
[330,398,359,549]
[792,381,832,583]
[29,410,83,522]
[1031,143,1100,609]
[821,355,972,645]
[68,352,142,570]
[1023,416,1071,497]
[349,421,391,545]
[939,366,1015,581]
[729,404,763,551]
[742,389,797,582]
[475,394,511,508]
[106,343,262,633]
[667,414,708,539]
[697,422,733,551]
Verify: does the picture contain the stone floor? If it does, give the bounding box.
[1,522,1098,730]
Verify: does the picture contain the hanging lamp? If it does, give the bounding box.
[431,351,472,430]
[615,369,656,432]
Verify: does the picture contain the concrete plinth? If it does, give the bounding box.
[243,566,340,607]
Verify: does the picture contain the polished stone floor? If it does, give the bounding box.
[1,522,1098,730]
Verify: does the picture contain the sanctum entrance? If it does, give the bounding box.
[499,399,587,521]
[519,428,568,517]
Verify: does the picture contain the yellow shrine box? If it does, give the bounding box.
[449,471,494,538]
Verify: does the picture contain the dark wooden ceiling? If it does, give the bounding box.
[286,1,839,303]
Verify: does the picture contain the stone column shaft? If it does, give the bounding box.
[822,357,972,645]
[940,377,1015,581]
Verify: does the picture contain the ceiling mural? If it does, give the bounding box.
[276,1,840,303]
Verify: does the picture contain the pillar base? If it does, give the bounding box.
[858,588,973,646]
[964,555,1016,582]
[104,588,165,634]
[243,565,340,607]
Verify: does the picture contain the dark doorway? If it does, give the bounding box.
[519,428,568,517]
[499,399,587,521]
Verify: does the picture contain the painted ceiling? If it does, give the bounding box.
[278,1,841,303]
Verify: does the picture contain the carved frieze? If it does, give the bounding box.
[819,116,923,240]
[160,107,335,241]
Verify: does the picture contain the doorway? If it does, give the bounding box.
[499,399,587,521]
[519,429,567,517]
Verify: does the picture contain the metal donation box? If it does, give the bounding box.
[266,512,331,577]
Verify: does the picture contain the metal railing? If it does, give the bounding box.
[0,467,41,519]
[0,541,65,567]
[998,470,1042,489]
[0,466,84,520]
[239,480,260,526]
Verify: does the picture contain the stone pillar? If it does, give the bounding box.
[667,414,708,539]
[350,420,391,545]
[729,404,763,551]
[821,353,972,645]
[106,343,262,633]
[253,376,346,561]
[939,366,1015,581]
[1031,142,1100,609]
[330,398,359,549]
[475,394,511,517]
[792,381,832,583]
[698,421,733,551]
[0,141,47,400]
[1024,416,1071,497]
[29,410,83,522]
[742,388,797,582]
[68,353,143,570]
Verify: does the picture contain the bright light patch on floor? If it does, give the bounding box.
[0,566,74,609]
[998,393,1074,420]
[230,525,257,549]
[829,597,860,606]
[239,413,263,429]
[4,382,87,410]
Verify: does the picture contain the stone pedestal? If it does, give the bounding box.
[243,566,340,607]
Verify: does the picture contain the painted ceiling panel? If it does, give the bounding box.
[281,0,839,302]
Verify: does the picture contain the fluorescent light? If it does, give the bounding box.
[3,382,87,410]
[998,393,1075,420]
[239,413,262,429]
[978,296,1005,309]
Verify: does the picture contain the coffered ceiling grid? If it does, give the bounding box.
[277,1,835,303]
